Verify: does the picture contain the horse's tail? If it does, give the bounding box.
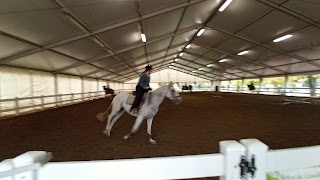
[96,102,112,121]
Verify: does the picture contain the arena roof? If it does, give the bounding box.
[1,0,320,82]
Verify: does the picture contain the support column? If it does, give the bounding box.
[54,74,58,107]
[284,74,289,96]
[241,79,244,93]
[258,77,262,94]
[308,75,316,97]
[81,77,84,101]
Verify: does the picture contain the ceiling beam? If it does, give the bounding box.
[81,42,187,76]
[116,66,169,82]
[173,62,220,80]
[118,61,218,82]
[194,43,287,74]
[53,0,138,75]
[161,0,190,67]
[51,0,137,80]
[210,26,320,69]
[184,51,258,77]
[0,0,206,64]
[178,57,241,78]
[170,66,216,81]
[135,1,149,64]
[53,25,200,73]
[98,58,173,79]
[175,0,228,69]
[257,0,320,29]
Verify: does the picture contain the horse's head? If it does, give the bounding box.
[166,82,183,104]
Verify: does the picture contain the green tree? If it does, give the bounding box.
[288,75,309,87]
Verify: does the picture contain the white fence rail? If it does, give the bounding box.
[0,90,125,118]
[1,87,319,119]
[1,139,320,180]
[219,87,320,97]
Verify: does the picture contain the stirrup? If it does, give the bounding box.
[130,108,137,114]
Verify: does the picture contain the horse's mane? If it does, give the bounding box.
[153,85,169,94]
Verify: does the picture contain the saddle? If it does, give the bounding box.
[126,94,136,105]
[126,92,152,107]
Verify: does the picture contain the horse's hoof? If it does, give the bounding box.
[149,138,157,144]
[102,130,110,137]
[96,114,103,121]
[123,135,129,140]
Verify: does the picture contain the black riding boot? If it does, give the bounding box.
[130,85,145,112]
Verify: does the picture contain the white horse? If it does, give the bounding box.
[96,82,182,144]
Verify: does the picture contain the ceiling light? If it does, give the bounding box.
[169,66,172,68]
[171,63,175,65]
[237,51,249,55]
[197,29,205,36]
[192,70,196,73]
[141,34,146,42]
[273,34,293,42]
[179,52,184,56]
[219,0,233,12]
[207,64,213,67]
[198,68,203,70]
[174,58,179,61]
[186,44,191,49]
[219,59,227,62]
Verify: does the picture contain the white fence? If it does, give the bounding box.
[0,90,125,119]
[219,87,320,97]
[1,139,319,180]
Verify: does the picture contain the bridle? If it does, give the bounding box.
[170,88,181,102]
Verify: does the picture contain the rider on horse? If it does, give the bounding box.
[130,64,152,113]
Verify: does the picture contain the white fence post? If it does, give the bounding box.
[59,94,62,106]
[15,97,20,115]
[0,151,52,180]
[0,159,13,180]
[71,93,74,104]
[240,139,268,180]
[219,140,246,180]
[41,96,44,110]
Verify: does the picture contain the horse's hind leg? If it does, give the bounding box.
[106,109,125,136]
[103,104,122,136]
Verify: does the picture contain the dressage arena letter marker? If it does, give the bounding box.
[219,140,246,180]
[240,139,268,180]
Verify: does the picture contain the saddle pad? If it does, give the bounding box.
[126,95,135,105]
[125,93,151,106]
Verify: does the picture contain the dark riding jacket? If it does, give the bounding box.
[138,73,150,89]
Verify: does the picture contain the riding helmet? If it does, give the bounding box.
[145,64,152,71]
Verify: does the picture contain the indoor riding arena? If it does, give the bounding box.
[1,0,320,179]
[1,92,320,162]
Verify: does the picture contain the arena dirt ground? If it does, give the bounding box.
[1,92,319,179]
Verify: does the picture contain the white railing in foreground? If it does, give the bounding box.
[1,139,319,180]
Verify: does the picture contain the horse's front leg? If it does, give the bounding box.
[123,115,144,140]
[147,117,157,144]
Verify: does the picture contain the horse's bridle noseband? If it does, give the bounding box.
[170,89,180,102]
